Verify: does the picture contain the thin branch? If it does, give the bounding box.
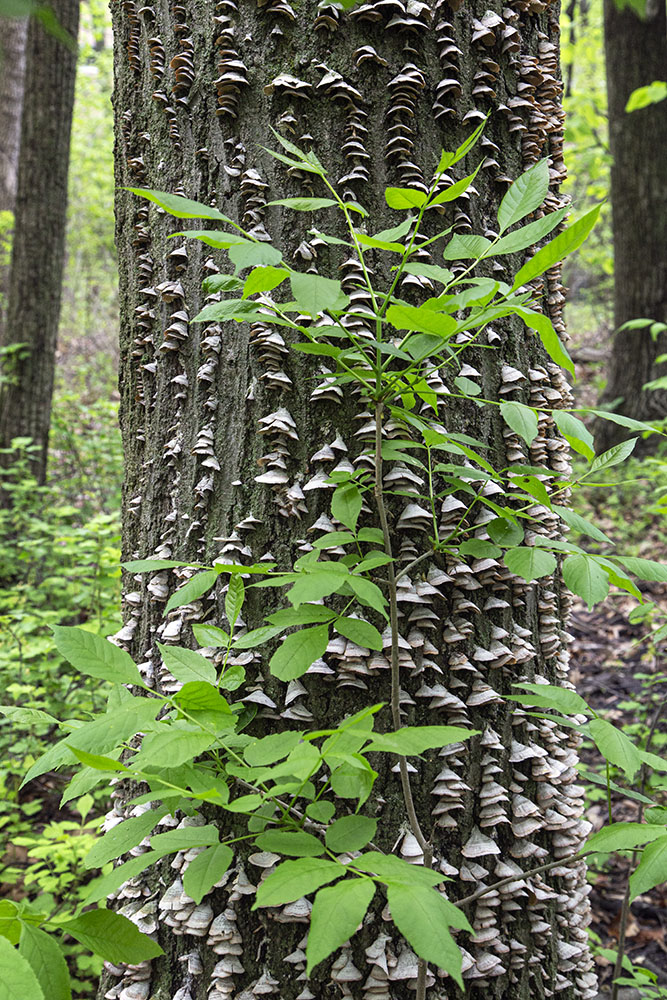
[456,851,592,909]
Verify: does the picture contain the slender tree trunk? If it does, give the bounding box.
[0,17,27,336]
[596,0,667,450]
[106,3,596,999]
[0,0,79,486]
[0,18,27,213]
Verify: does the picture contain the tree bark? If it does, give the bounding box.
[0,0,79,487]
[596,0,667,451]
[0,16,27,337]
[106,3,597,999]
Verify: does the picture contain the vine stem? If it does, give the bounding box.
[611,692,667,1000]
[374,400,432,1000]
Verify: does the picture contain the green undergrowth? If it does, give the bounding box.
[0,386,121,995]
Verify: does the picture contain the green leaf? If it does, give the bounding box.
[150,824,219,853]
[269,625,330,682]
[85,808,168,869]
[402,263,454,285]
[387,303,456,338]
[616,556,667,583]
[504,546,557,582]
[513,305,575,376]
[589,437,637,475]
[350,852,445,887]
[586,822,667,855]
[562,555,609,609]
[488,518,524,546]
[225,574,245,627]
[346,575,388,616]
[232,625,284,649]
[0,706,59,727]
[61,910,164,964]
[0,901,22,945]
[626,80,667,112]
[84,850,166,904]
[307,801,336,823]
[183,844,234,904]
[629,835,667,900]
[228,240,283,271]
[164,570,218,614]
[255,858,343,908]
[242,266,289,299]
[254,830,324,858]
[442,233,492,260]
[498,159,550,232]
[554,505,612,544]
[51,626,143,687]
[459,539,502,559]
[553,412,595,460]
[306,879,375,974]
[429,163,482,207]
[367,726,474,756]
[331,483,362,531]
[267,605,337,627]
[126,188,232,222]
[192,624,230,647]
[493,206,569,255]
[19,927,70,1000]
[287,571,348,608]
[173,681,232,715]
[290,272,349,315]
[437,116,487,171]
[245,731,304,767]
[385,187,428,209]
[511,204,602,290]
[158,643,216,686]
[267,197,338,211]
[325,815,377,854]
[387,883,468,987]
[589,718,643,778]
[334,617,383,651]
[136,727,216,768]
[0,935,44,1000]
[509,682,591,717]
[499,401,539,445]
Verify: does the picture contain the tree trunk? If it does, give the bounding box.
[0,16,27,336]
[0,17,27,213]
[595,0,667,451]
[0,0,79,486]
[107,3,596,999]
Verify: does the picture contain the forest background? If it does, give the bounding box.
[0,1,666,998]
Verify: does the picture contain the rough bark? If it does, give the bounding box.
[0,16,27,336]
[596,0,667,451]
[106,3,596,999]
[0,0,79,486]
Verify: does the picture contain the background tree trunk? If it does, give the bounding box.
[0,0,79,486]
[0,17,27,213]
[0,16,27,336]
[595,0,667,450]
[106,3,597,999]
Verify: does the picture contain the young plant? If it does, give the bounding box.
[4,126,667,999]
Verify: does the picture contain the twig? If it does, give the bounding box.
[456,850,592,908]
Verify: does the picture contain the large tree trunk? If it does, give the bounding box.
[0,17,27,336]
[0,0,79,487]
[596,0,667,451]
[106,3,596,999]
